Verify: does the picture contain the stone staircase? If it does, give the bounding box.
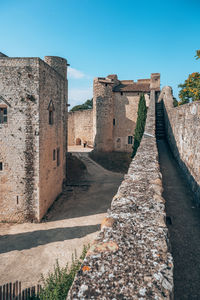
[156,101,165,139]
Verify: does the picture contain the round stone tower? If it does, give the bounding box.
[44,56,68,79]
[93,75,119,152]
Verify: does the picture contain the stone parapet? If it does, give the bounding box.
[67,91,173,299]
[159,86,200,205]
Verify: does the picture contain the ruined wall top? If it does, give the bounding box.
[158,86,174,108]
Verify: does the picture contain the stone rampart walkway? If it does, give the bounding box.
[157,139,200,299]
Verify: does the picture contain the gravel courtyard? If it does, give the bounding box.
[0,149,124,289]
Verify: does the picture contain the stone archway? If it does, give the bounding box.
[76,138,81,145]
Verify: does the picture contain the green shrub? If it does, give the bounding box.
[38,245,89,300]
[132,93,147,158]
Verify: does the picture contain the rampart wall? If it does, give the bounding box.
[67,91,173,299]
[159,86,200,205]
[68,109,93,146]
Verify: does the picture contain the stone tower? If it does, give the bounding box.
[0,53,68,222]
[93,75,119,151]
[93,73,160,152]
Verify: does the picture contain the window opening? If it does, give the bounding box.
[49,110,53,125]
[57,148,60,166]
[47,100,55,125]
[128,136,133,144]
[0,107,7,124]
[76,138,81,145]
[0,162,3,171]
[121,92,123,96]
[53,149,56,160]
[113,119,115,126]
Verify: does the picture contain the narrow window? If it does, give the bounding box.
[47,100,55,125]
[0,107,7,124]
[53,149,56,161]
[113,118,115,126]
[57,148,60,166]
[105,83,108,87]
[128,136,133,144]
[17,196,19,205]
[49,110,53,125]
[0,162,3,171]
[121,92,123,96]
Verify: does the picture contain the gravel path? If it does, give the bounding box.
[157,140,200,300]
[0,152,123,289]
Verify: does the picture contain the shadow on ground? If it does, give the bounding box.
[157,139,200,299]
[43,153,124,222]
[0,224,100,254]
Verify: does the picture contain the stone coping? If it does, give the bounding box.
[67,91,173,299]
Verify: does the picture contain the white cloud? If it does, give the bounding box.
[68,67,85,79]
[68,87,93,107]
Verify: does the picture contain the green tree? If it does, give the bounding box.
[178,50,200,105]
[178,72,200,104]
[132,93,147,158]
[70,98,93,112]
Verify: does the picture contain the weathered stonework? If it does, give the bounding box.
[67,91,173,299]
[0,54,68,222]
[68,109,93,147]
[68,73,160,152]
[159,86,200,205]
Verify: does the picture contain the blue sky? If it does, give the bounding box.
[0,0,199,106]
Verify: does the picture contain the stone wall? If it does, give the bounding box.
[113,92,150,152]
[159,86,200,205]
[67,91,173,299]
[0,57,40,222]
[68,109,93,147]
[0,55,68,222]
[38,58,68,220]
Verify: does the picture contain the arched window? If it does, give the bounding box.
[47,100,55,125]
[0,106,7,124]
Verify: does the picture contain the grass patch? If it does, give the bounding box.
[30,245,89,300]
[89,151,132,173]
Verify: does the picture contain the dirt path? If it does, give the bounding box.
[0,152,123,289]
[157,140,200,300]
